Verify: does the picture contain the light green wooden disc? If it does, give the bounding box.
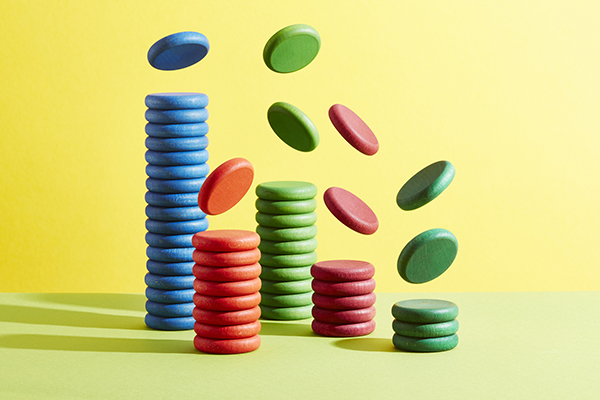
[259,237,318,255]
[396,160,455,211]
[256,225,318,242]
[260,251,318,268]
[397,228,458,284]
[392,319,459,338]
[256,181,317,201]
[391,299,459,323]
[260,278,313,294]
[392,333,458,352]
[260,291,313,307]
[263,24,321,73]
[256,212,317,228]
[260,304,313,320]
[260,265,312,281]
[255,198,317,215]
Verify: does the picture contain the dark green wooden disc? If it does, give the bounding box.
[260,291,313,307]
[256,212,317,228]
[256,181,317,201]
[396,161,455,211]
[392,319,459,338]
[263,24,321,73]
[256,225,318,242]
[260,304,312,320]
[267,102,319,152]
[260,278,313,294]
[259,237,318,255]
[391,299,459,323]
[392,333,458,352]
[260,252,318,268]
[255,198,317,215]
[397,228,458,284]
[260,265,313,281]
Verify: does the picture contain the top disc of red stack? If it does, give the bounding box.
[311,260,375,282]
[192,230,260,252]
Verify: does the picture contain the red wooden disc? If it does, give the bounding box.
[194,320,261,339]
[312,278,376,296]
[192,248,261,267]
[193,278,262,296]
[193,306,261,325]
[197,158,254,215]
[312,292,377,310]
[323,187,378,235]
[311,260,375,282]
[192,230,260,252]
[328,104,379,156]
[194,334,261,354]
[312,306,376,324]
[193,263,261,282]
[312,320,376,337]
[193,292,261,311]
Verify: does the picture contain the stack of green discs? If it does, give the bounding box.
[391,299,459,352]
[255,181,318,320]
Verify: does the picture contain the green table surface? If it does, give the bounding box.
[1,292,599,399]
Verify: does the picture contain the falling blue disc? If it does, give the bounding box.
[147,31,209,71]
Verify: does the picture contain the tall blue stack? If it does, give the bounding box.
[144,92,210,330]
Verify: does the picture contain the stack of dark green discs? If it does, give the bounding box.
[391,299,459,352]
[255,181,318,320]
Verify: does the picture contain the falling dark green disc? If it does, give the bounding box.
[267,102,319,152]
[396,161,455,211]
[397,228,458,284]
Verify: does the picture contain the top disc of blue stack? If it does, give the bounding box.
[148,31,209,71]
[145,93,209,110]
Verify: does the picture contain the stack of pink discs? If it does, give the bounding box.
[310,260,377,336]
[191,230,262,354]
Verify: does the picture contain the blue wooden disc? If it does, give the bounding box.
[145,150,209,166]
[145,136,209,152]
[145,218,209,235]
[145,122,209,138]
[145,233,194,248]
[145,108,209,124]
[146,246,195,262]
[145,191,199,207]
[147,31,209,71]
[145,205,206,221]
[146,163,210,180]
[145,177,206,194]
[145,92,209,110]
[145,314,195,330]
[144,273,195,290]
[145,301,194,317]
[147,260,194,276]
[145,287,195,304]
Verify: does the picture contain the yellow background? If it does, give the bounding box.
[1,1,599,293]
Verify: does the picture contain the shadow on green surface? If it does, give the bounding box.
[0,304,145,330]
[333,337,397,353]
[259,320,315,337]
[30,293,144,312]
[0,334,196,354]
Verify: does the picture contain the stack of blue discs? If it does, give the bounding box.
[144,92,210,330]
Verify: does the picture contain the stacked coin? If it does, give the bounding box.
[255,181,318,320]
[144,92,210,330]
[391,299,459,352]
[192,230,262,354]
[311,260,376,336]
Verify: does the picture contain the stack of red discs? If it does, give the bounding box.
[191,230,262,354]
[311,260,377,337]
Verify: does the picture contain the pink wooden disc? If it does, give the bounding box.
[328,104,379,155]
[323,187,379,235]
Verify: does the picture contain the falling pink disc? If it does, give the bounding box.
[323,187,379,235]
[328,104,379,155]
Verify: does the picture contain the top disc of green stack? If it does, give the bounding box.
[256,181,317,201]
